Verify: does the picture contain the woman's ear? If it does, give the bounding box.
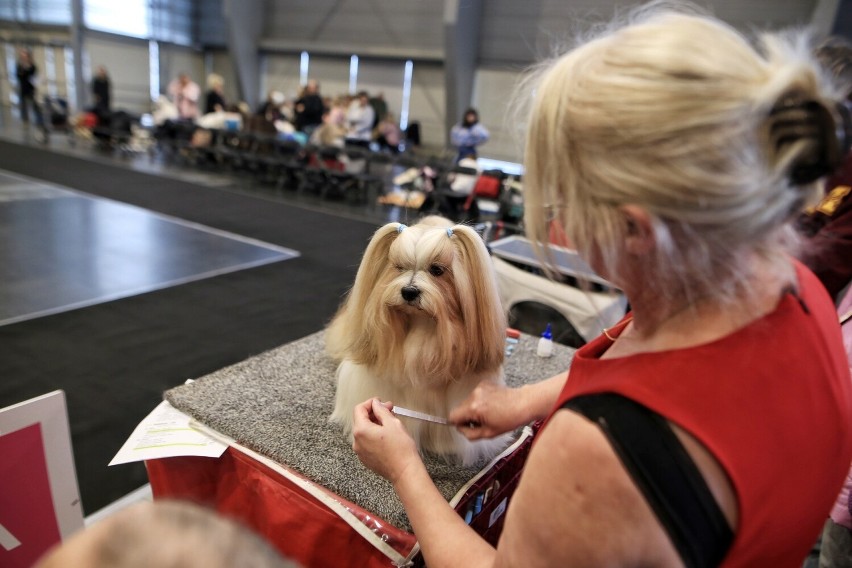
[619,204,655,255]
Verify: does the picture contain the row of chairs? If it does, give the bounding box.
[153,121,522,222]
[154,123,419,204]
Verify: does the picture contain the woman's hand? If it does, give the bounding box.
[450,382,527,440]
[352,398,422,484]
[451,374,568,440]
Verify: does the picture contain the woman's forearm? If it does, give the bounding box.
[519,372,567,422]
[393,460,496,568]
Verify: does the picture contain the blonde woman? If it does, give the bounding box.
[352,4,852,567]
[204,73,226,115]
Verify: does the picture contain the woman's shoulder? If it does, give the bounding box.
[495,410,681,567]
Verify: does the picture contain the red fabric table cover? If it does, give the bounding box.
[147,446,418,567]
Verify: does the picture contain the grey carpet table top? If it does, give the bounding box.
[165,331,575,532]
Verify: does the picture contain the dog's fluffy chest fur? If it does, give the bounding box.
[398,318,455,387]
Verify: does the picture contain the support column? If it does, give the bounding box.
[70,0,85,111]
[443,0,483,146]
[223,0,264,108]
[811,0,842,37]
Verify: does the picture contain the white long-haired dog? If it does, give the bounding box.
[326,216,512,466]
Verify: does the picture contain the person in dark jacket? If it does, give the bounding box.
[294,79,325,135]
[15,48,45,129]
[91,66,111,122]
[204,73,227,115]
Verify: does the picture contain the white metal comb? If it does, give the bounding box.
[391,405,450,425]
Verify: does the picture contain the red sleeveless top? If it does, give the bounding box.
[551,262,852,566]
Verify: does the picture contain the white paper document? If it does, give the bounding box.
[109,401,228,466]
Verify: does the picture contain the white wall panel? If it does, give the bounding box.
[85,35,150,113]
[209,50,241,106]
[471,67,525,163]
[356,59,405,120]
[47,45,68,101]
[1,43,13,113]
[159,45,205,99]
[29,45,48,96]
[304,55,351,100]
[408,62,445,152]
[261,53,302,101]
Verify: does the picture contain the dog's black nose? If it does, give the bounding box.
[401,285,420,302]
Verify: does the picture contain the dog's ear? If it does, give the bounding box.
[449,226,507,369]
[325,223,402,360]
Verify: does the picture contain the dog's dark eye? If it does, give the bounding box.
[428,264,445,277]
[395,264,405,272]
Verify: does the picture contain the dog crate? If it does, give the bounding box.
[488,235,628,347]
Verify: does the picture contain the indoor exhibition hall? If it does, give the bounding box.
[1,1,851,567]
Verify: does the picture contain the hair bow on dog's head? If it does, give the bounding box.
[397,224,407,233]
[446,227,454,238]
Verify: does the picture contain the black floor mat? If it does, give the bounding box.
[0,140,379,513]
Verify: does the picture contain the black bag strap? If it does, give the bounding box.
[561,393,733,568]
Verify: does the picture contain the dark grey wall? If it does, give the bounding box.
[198,0,228,48]
[262,0,443,58]
[832,0,852,36]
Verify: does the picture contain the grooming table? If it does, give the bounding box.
[147,331,574,567]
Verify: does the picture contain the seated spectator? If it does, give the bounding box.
[204,73,227,115]
[450,108,489,163]
[279,98,295,123]
[257,90,286,123]
[152,95,179,126]
[274,118,297,138]
[35,500,298,568]
[327,96,349,129]
[167,73,200,121]
[196,109,243,131]
[309,108,347,147]
[345,91,375,147]
[376,113,402,153]
[244,114,278,137]
[369,92,388,130]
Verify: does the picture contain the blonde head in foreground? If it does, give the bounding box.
[36,500,298,568]
[520,2,846,319]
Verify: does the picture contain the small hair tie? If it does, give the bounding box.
[397,224,407,233]
[446,228,454,238]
